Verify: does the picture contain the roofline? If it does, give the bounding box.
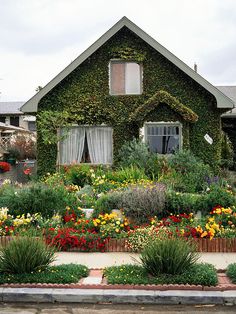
[21,16,234,113]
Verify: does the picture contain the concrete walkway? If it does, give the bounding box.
[53,252,236,269]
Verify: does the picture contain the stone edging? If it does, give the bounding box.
[0,269,236,291]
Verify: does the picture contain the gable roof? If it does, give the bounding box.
[21,17,234,113]
[130,90,198,123]
[0,102,24,115]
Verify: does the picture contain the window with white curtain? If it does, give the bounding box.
[59,126,113,165]
[144,122,182,154]
[109,61,142,95]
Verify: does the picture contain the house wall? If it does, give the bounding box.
[37,27,224,175]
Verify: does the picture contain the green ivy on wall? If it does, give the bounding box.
[37,27,225,175]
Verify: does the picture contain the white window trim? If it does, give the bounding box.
[143,121,183,154]
[57,125,113,166]
[109,60,143,96]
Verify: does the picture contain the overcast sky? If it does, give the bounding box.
[0,0,236,102]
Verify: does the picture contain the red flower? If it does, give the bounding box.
[23,168,31,175]
[0,161,11,172]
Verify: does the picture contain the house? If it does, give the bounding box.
[20,17,235,175]
[0,102,36,131]
[0,101,36,149]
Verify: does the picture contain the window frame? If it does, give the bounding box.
[144,121,182,155]
[58,125,113,166]
[109,60,143,96]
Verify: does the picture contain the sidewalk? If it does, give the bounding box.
[53,252,236,269]
[0,252,236,305]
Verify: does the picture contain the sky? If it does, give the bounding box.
[0,0,236,102]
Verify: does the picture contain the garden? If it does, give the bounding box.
[0,140,236,286]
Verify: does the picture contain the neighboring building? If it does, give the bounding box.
[0,101,36,149]
[21,17,235,175]
[0,102,36,131]
[217,86,236,163]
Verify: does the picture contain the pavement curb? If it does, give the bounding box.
[1,288,236,305]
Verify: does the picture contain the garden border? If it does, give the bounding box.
[1,237,236,253]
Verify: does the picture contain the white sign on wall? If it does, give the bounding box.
[204,133,213,145]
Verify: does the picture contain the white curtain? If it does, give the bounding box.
[59,127,85,164]
[86,127,113,164]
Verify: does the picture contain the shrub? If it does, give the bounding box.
[144,154,170,180]
[127,226,160,252]
[64,164,93,187]
[0,183,80,218]
[104,263,217,286]
[165,191,202,215]
[226,263,236,284]
[0,263,88,284]
[164,150,213,193]
[117,138,150,169]
[0,236,55,274]
[94,191,123,215]
[10,134,36,160]
[121,183,166,224]
[140,236,199,275]
[197,184,236,215]
[106,166,148,183]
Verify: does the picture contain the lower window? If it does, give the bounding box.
[144,122,181,154]
[59,126,113,164]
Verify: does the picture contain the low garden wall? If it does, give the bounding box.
[105,238,236,253]
[1,236,236,253]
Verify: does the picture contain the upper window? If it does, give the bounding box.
[59,126,113,165]
[109,61,142,95]
[144,122,181,154]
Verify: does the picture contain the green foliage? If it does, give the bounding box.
[37,110,72,145]
[197,185,236,215]
[165,191,202,215]
[220,132,234,169]
[0,264,88,284]
[64,164,93,187]
[104,263,217,286]
[0,182,79,218]
[130,90,198,123]
[140,237,200,275]
[0,237,55,274]
[121,183,166,224]
[106,166,148,182]
[94,191,123,216]
[117,138,150,169]
[163,150,213,193]
[36,27,222,175]
[226,263,236,283]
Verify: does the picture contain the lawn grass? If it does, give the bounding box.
[104,263,218,286]
[226,263,236,284]
[0,263,89,284]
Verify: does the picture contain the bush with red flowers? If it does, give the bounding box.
[45,227,108,252]
[0,161,11,173]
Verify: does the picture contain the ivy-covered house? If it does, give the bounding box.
[21,17,234,175]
